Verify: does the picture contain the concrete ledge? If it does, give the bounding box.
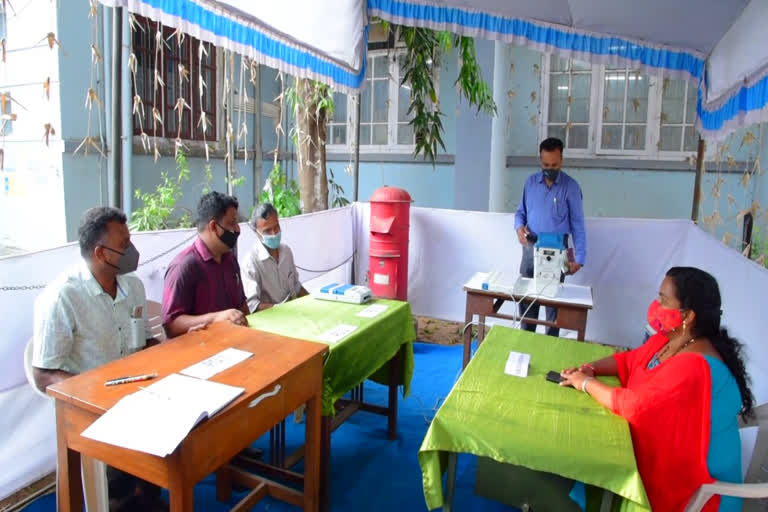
[505,155,749,174]
[327,152,455,164]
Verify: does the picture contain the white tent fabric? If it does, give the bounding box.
[368,0,768,141]
[98,0,768,140]
[3,204,767,499]
[98,0,367,93]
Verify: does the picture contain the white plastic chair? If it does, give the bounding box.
[146,299,166,342]
[684,402,768,511]
[24,338,110,512]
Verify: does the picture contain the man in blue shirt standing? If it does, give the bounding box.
[514,137,586,337]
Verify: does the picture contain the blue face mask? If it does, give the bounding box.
[261,232,281,250]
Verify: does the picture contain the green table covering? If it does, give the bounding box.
[247,296,415,416]
[418,326,650,511]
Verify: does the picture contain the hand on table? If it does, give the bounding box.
[562,365,595,378]
[187,322,210,333]
[214,308,247,327]
[559,369,590,389]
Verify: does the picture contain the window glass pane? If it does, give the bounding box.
[660,126,683,151]
[373,56,389,78]
[661,79,686,124]
[361,83,371,123]
[373,125,388,145]
[333,93,347,123]
[398,84,411,122]
[625,72,648,123]
[548,125,566,144]
[624,125,646,150]
[550,55,569,72]
[332,125,347,145]
[603,71,626,123]
[685,84,698,124]
[373,80,389,122]
[568,125,588,149]
[360,125,371,145]
[548,74,569,123]
[601,125,622,150]
[571,60,591,71]
[683,126,698,152]
[397,123,414,145]
[570,74,591,123]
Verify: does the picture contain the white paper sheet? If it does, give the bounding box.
[356,304,389,318]
[504,351,531,378]
[179,348,253,380]
[317,324,358,344]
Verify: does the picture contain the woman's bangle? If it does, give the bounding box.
[581,377,594,394]
[581,363,597,374]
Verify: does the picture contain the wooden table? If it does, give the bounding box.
[463,274,593,368]
[47,323,327,512]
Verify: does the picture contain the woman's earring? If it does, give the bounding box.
[682,320,687,332]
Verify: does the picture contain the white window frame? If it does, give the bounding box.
[327,48,422,154]
[540,54,698,161]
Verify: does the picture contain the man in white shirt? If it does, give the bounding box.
[32,206,165,512]
[243,203,308,313]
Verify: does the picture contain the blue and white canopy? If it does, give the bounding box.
[100,0,768,141]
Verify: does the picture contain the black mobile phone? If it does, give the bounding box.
[546,370,564,383]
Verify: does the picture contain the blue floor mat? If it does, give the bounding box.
[23,342,516,511]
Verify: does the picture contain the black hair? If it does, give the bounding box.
[78,207,127,259]
[196,191,239,231]
[539,137,564,154]
[666,266,755,418]
[250,202,278,229]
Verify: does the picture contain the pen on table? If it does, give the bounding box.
[105,372,158,386]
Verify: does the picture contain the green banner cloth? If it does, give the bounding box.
[418,326,650,511]
[247,296,415,416]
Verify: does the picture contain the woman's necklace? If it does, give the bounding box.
[648,337,697,369]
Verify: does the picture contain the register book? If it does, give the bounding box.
[81,373,244,457]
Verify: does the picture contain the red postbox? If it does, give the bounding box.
[368,186,412,301]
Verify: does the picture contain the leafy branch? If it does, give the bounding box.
[397,26,496,165]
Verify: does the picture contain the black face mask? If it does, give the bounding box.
[216,223,240,249]
[542,168,560,182]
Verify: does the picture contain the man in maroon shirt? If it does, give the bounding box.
[162,191,249,338]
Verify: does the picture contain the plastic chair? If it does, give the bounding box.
[24,338,110,512]
[684,402,768,511]
[146,299,166,342]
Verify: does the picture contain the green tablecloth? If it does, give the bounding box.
[418,326,650,511]
[246,296,415,416]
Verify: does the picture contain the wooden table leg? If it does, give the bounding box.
[216,466,233,503]
[304,393,321,512]
[56,402,83,512]
[319,416,332,512]
[387,348,402,441]
[443,452,458,512]
[168,465,194,512]
[555,306,588,341]
[463,295,473,369]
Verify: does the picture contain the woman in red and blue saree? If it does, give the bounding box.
[561,266,754,511]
